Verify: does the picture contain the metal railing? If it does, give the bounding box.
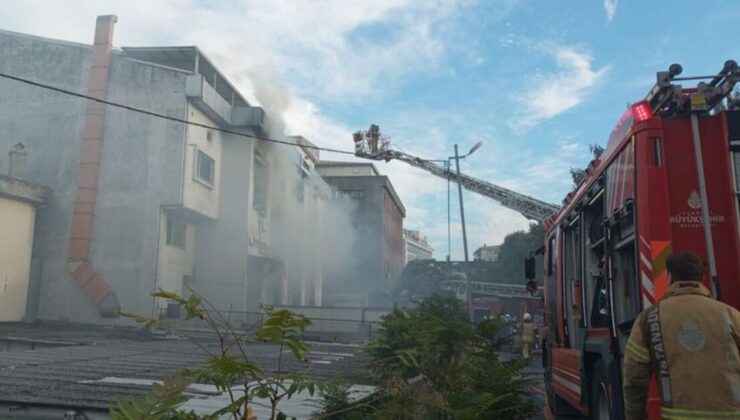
[440,280,543,300]
[157,307,385,344]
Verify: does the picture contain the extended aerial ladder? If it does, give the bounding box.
[441,279,543,300]
[352,124,560,221]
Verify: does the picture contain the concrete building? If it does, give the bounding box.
[316,161,405,307]
[269,136,333,307]
[0,16,328,323]
[0,147,52,321]
[403,229,434,262]
[473,244,501,262]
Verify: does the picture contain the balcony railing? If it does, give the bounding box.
[186,74,232,125]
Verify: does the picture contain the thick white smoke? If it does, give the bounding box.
[251,78,358,307]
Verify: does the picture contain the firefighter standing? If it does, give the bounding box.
[520,313,538,361]
[623,252,740,419]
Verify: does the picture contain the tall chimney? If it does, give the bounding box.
[67,15,120,317]
[8,142,27,179]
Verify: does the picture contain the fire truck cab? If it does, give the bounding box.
[540,61,740,419]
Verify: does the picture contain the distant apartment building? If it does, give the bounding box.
[403,229,434,262]
[0,16,329,323]
[315,162,405,307]
[473,244,501,262]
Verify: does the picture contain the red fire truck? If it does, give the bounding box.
[537,61,740,419]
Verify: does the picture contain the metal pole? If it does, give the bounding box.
[447,160,452,279]
[690,113,720,298]
[454,144,474,322]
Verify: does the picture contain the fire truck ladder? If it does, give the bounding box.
[644,60,740,117]
[440,279,543,300]
[352,125,560,221]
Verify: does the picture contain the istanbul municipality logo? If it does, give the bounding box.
[688,190,702,209]
[670,190,726,227]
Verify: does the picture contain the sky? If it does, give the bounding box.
[2,0,739,259]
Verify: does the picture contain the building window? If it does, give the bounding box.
[166,218,187,249]
[332,189,365,199]
[347,189,364,199]
[253,155,268,214]
[296,180,305,203]
[299,156,311,177]
[195,150,215,186]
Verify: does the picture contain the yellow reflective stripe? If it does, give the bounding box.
[626,339,649,358]
[623,398,644,412]
[652,242,672,278]
[662,406,740,419]
[626,339,650,363]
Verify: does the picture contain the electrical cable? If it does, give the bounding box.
[0,72,357,156]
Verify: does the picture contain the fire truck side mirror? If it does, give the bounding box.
[524,256,536,280]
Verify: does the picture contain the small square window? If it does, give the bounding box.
[166,218,187,249]
[337,189,364,199]
[196,150,215,186]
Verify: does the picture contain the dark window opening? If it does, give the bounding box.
[196,150,215,185]
[253,155,268,214]
[333,189,365,199]
[166,218,187,249]
[652,138,663,167]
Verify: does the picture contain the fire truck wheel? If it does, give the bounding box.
[591,359,611,420]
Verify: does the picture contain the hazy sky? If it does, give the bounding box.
[2,0,739,259]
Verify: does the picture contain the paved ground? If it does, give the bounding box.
[517,353,586,420]
[512,353,548,419]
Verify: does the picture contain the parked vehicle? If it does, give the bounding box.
[530,61,740,419]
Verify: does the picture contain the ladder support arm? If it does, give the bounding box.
[360,150,559,221]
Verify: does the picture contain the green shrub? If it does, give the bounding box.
[361,295,535,419]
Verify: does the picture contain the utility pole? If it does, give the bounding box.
[446,160,452,284]
[454,144,474,322]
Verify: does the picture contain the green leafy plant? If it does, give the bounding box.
[361,295,535,419]
[311,380,372,420]
[110,373,198,420]
[115,289,319,420]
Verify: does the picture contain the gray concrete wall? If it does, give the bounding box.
[0,31,189,323]
[192,133,253,312]
[0,32,92,322]
[89,54,188,320]
[406,241,433,261]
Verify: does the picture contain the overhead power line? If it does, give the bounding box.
[0,72,356,156]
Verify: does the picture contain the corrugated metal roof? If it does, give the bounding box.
[0,324,369,413]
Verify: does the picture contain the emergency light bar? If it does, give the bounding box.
[631,101,653,122]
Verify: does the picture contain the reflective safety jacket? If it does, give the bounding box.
[623,281,740,419]
[521,321,538,342]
